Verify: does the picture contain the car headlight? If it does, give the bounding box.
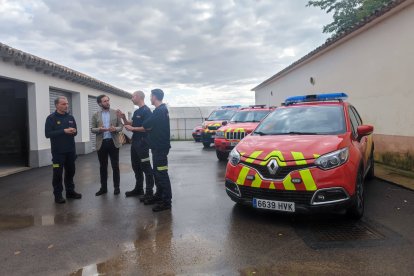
[315,147,349,170]
[216,131,224,138]
[229,148,241,166]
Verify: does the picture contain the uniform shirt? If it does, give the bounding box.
[143,103,171,150]
[132,105,152,142]
[101,110,111,139]
[45,111,77,154]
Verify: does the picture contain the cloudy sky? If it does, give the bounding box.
[0,0,332,106]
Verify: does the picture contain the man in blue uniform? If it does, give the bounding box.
[45,96,82,204]
[118,91,154,201]
[143,89,172,212]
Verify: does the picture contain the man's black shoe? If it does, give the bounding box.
[139,194,153,202]
[114,188,120,195]
[55,197,66,204]
[66,191,82,199]
[144,196,162,205]
[125,189,144,197]
[152,203,171,212]
[95,189,107,196]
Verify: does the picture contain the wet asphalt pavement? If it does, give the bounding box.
[0,141,413,276]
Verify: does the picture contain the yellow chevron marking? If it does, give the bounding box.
[236,167,250,186]
[299,169,317,191]
[291,152,307,165]
[313,154,320,159]
[269,182,276,190]
[260,151,287,166]
[245,151,263,163]
[282,174,296,190]
[251,173,262,188]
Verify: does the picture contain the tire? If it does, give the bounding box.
[203,142,210,148]
[346,170,364,220]
[366,151,375,180]
[216,150,229,161]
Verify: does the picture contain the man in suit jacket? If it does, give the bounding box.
[91,94,123,196]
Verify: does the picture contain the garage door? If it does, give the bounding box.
[49,89,72,114]
[88,96,100,151]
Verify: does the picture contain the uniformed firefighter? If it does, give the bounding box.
[45,96,82,204]
[142,89,172,212]
[118,91,155,201]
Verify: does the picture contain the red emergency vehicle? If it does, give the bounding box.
[225,93,374,219]
[201,105,240,148]
[214,105,273,161]
[192,125,203,142]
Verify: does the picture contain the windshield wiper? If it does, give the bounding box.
[284,131,319,135]
[253,131,268,136]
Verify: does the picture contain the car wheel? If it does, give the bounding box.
[203,142,210,148]
[366,151,375,180]
[346,170,364,220]
[216,150,229,161]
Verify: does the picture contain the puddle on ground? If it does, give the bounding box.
[0,212,86,230]
[70,216,222,275]
[240,261,353,276]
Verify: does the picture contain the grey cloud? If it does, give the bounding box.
[0,0,331,106]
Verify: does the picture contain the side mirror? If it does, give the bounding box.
[222,121,228,126]
[357,125,373,140]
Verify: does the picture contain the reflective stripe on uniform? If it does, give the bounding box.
[299,169,317,191]
[157,166,168,171]
[141,157,151,162]
[291,151,307,165]
[236,167,249,185]
[52,164,60,168]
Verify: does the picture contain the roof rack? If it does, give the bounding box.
[284,93,348,105]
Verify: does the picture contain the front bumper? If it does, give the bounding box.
[201,132,216,143]
[214,138,238,152]
[225,179,353,213]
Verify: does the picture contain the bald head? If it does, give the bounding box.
[131,90,145,106]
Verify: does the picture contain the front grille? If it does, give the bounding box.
[225,131,246,140]
[241,161,314,180]
[239,186,314,205]
[208,126,220,130]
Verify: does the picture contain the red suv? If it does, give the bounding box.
[214,105,273,161]
[225,93,374,219]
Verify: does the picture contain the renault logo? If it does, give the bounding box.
[267,159,279,175]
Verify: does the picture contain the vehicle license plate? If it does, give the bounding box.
[253,198,295,212]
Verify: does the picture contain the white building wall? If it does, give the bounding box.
[0,61,132,167]
[255,3,414,137]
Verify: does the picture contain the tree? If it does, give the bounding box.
[307,0,393,35]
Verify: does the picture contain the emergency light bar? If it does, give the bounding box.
[220,105,241,109]
[284,93,348,105]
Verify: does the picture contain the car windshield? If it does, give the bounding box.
[207,110,237,121]
[254,105,346,135]
[230,110,270,123]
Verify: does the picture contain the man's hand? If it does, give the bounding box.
[108,126,117,133]
[99,127,108,133]
[124,125,134,132]
[64,128,77,135]
[116,109,126,119]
